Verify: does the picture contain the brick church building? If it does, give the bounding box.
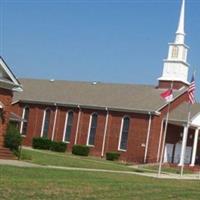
[0,57,22,158]
[2,0,200,166]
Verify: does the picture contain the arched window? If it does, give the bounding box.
[172,46,179,58]
[63,111,74,142]
[87,113,98,146]
[41,108,51,138]
[20,106,30,135]
[118,116,130,151]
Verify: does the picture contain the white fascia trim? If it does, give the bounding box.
[0,58,21,86]
[15,100,159,116]
[158,77,190,85]
[11,100,20,105]
[190,112,200,122]
[162,59,190,67]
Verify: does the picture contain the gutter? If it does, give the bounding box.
[51,104,58,141]
[13,100,160,116]
[101,108,109,157]
[74,105,81,144]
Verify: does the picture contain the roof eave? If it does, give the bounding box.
[14,100,160,116]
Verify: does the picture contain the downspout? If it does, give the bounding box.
[157,119,164,162]
[74,105,81,144]
[144,112,152,163]
[51,104,58,141]
[101,108,109,157]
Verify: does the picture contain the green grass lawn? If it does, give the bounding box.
[20,148,137,172]
[20,148,194,175]
[139,164,193,174]
[1,165,200,200]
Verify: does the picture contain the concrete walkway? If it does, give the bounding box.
[1,159,200,180]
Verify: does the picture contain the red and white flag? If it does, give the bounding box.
[188,74,195,104]
[160,89,173,102]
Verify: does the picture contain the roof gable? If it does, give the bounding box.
[0,57,22,91]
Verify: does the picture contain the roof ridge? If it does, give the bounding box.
[18,77,155,87]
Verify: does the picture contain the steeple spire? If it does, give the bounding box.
[158,0,189,89]
[175,0,185,44]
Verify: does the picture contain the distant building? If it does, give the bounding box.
[6,0,200,166]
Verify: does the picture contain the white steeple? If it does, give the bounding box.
[158,0,189,86]
[175,0,185,44]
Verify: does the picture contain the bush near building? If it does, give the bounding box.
[32,137,52,150]
[4,124,22,157]
[50,141,67,152]
[106,152,120,161]
[72,145,90,156]
[32,137,67,152]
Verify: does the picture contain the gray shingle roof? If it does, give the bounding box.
[169,102,200,123]
[13,78,186,114]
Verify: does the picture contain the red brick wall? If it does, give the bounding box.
[158,80,189,90]
[11,89,189,164]
[12,103,56,146]
[12,103,151,163]
[0,88,13,147]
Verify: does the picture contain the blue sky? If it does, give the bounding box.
[1,0,200,99]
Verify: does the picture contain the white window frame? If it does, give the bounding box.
[118,116,130,152]
[86,112,98,146]
[62,110,73,143]
[40,108,51,137]
[20,106,29,136]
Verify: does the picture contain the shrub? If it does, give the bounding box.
[50,141,67,152]
[32,137,52,150]
[72,145,90,156]
[4,124,22,152]
[106,152,120,161]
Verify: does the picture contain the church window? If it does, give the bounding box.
[63,111,74,142]
[41,108,51,138]
[20,106,30,135]
[87,113,98,146]
[118,116,130,151]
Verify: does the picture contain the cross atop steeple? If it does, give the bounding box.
[175,0,185,44]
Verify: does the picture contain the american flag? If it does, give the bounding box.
[188,74,195,104]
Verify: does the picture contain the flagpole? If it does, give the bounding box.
[158,101,171,176]
[158,82,173,177]
[180,103,191,176]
